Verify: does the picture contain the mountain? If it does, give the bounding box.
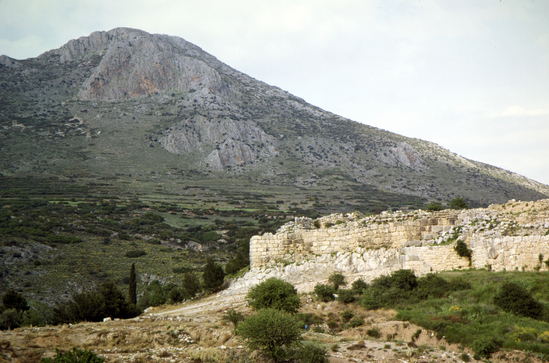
[1,27,548,210]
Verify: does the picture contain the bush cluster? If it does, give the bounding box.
[52,281,140,324]
[360,270,471,310]
[237,278,327,363]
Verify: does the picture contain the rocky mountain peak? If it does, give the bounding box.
[42,28,224,101]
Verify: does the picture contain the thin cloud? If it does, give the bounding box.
[487,106,549,118]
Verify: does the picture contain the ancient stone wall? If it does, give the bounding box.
[250,211,459,269]
[250,204,549,275]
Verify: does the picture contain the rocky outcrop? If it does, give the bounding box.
[377,142,423,169]
[0,55,21,68]
[158,114,279,170]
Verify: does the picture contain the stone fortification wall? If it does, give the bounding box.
[250,210,459,269]
[250,200,549,277]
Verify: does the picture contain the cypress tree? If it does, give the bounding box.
[129,263,137,305]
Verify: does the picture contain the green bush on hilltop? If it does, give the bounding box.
[246,277,301,314]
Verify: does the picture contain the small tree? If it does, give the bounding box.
[246,278,301,314]
[389,269,417,291]
[202,258,225,291]
[0,309,21,330]
[236,308,302,362]
[2,289,29,312]
[449,197,468,209]
[182,272,201,297]
[99,281,130,319]
[69,291,105,322]
[328,272,347,290]
[351,279,369,294]
[129,263,137,305]
[313,284,336,302]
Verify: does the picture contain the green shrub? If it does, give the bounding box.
[313,284,335,302]
[493,282,544,320]
[0,309,21,330]
[125,250,146,258]
[236,308,302,362]
[340,308,354,323]
[361,271,421,310]
[454,240,472,264]
[182,272,201,297]
[426,203,444,211]
[295,343,329,363]
[168,287,189,303]
[390,269,418,291]
[202,258,225,291]
[172,266,190,274]
[449,197,468,209]
[246,278,301,314]
[336,289,355,304]
[296,312,324,326]
[472,338,502,359]
[416,273,450,298]
[328,272,347,290]
[366,327,381,338]
[351,279,369,294]
[38,347,104,363]
[411,329,422,341]
[348,316,364,328]
[1,289,29,312]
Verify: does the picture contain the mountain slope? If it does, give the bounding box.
[1,27,548,209]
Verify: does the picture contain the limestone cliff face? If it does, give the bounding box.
[44,28,224,101]
[158,114,278,170]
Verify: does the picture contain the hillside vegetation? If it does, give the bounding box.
[1,27,548,210]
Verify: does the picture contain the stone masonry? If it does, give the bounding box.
[249,200,549,276]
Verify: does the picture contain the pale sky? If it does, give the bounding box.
[1,0,549,186]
